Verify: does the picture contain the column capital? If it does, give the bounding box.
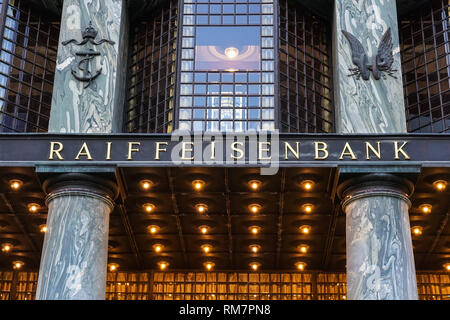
[337,173,414,210]
[42,173,118,209]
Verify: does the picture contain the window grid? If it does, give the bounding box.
[0,0,59,133]
[178,0,276,132]
[124,0,178,133]
[278,0,333,133]
[399,0,450,133]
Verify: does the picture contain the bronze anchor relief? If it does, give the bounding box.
[62,22,115,89]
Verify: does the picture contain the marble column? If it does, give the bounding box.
[49,0,128,133]
[36,174,116,300]
[339,174,418,300]
[333,0,406,133]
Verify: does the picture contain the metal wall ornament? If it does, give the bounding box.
[62,22,115,88]
[342,28,397,81]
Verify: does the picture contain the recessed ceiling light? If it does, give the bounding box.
[9,179,23,191]
[153,244,164,253]
[295,261,307,271]
[299,225,311,234]
[199,225,210,234]
[301,180,315,191]
[192,180,205,191]
[158,261,169,270]
[201,244,212,253]
[250,262,261,271]
[140,179,153,190]
[298,244,309,254]
[433,180,447,191]
[143,203,155,213]
[39,224,47,233]
[249,204,261,214]
[411,226,423,236]
[1,243,12,253]
[249,226,261,234]
[148,225,160,234]
[195,203,208,214]
[419,204,432,214]
[204,261,215,271]
[302,204,314,213]
[248,180,262,191]
[108,263,119,272]
[13,261,24,270]
[28,203,40,213]
[249,244,261,253]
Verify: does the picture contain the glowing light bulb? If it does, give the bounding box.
[10,179,23,190]
[419,204,432,214]
[300,225,311,234]
[196,204,208,214]
[108,263,119,272]
[249,180,261,191]
[250,226,261,234]
[199,225,209,234]
[433,180,447,191]
[412,226,423,236]
[301,180,314,191]
[204,262,215,271]
[153,244,163,253]
[250,262,260,271]
[158,261,169,270]
[40,224,47,233]
[201,244,212,253]
[192,180,205,191]
[298,244,309,254]
[225,47,239,59]
[250,245,260,253]
[28,203,39,213]
[302,204,313,213]
[148,225,160,234]
[140,180,153,190]
[143,203,155,213]
[1,243,12,253]
[249,204,261,214]
[13,261,24,270]
[444,263,450,272]
[295,262,307,271]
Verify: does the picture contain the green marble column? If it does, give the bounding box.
[48,0,128,133]
[36,174,117,300]
[333,0,407,133]
[339,174,418,300]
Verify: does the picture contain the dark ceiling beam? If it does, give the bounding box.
[115,168,143,269]
[420,208,449,268]
[275,168,286,269]
[167,168,188,268]
[224,168,233,267]
[321,168,341,270]
[0,193,40,266]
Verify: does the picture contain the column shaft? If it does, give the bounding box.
[36,175,115,300]
[341,176,418,300]
[49,0,128,133]
[333,0,406,133]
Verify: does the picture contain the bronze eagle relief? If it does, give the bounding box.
[342,28,397,81]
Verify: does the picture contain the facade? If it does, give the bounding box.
[0,0,448,300]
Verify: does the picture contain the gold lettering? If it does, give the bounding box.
[258,142,271,160]
[75,142,93,160]
[127,142,141,160]
[210,141,216,160]
[394,141,410,160]
[365,141,381,160]
[155,142,168,160]
[49,142,64,160]
[284,142,300,160]
[106,142,112,160]
[181,142,194,160]
[339,142,357,160]
[231,142,244,160]
[314,142,329,160]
